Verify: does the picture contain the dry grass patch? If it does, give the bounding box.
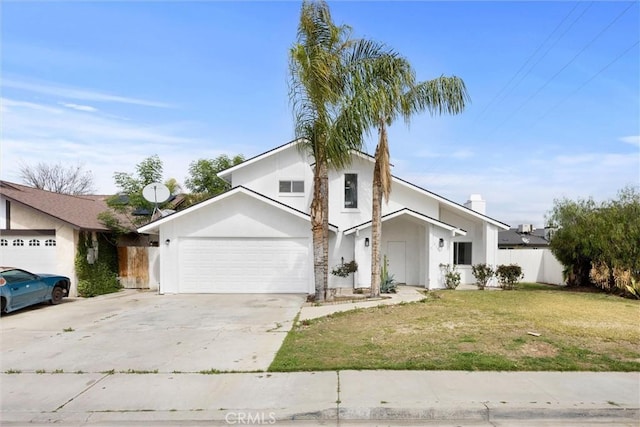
[270,284,640,372]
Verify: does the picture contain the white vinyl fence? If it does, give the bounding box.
[497,249,564,285]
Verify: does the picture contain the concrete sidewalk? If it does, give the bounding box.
[2,370,638,425]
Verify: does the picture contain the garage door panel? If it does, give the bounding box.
[178,238,308,293]
[0,236,57,273]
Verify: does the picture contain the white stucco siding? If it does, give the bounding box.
[1,202,78,295]
[0,196,6,229]
[328,232,356,289]
[379,217,423,285]
[441,207,482,284]
[353,230,372,288]
[157,192,314,294]
[230,147,314,213]
[327,156,375,230]
[384,182,440,218]
[429,225,453,289]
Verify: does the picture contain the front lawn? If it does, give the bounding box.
[270,284,640,372]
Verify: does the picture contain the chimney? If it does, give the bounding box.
[464,194,486,215]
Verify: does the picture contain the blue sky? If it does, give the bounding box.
[2,1,638,227]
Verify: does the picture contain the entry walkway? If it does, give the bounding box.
[299,285,427,321]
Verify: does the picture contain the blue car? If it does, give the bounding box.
[0,267,71,314]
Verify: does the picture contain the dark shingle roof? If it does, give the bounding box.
[0,181,114,231]
[498,229,549,247]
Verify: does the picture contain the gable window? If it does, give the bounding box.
[454,242,472,265]
[279,180,304,194]
[344,173,358,209]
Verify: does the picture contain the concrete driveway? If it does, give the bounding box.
[0,289,305,373]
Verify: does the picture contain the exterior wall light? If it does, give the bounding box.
[165,239,171,245]
[439,238,445,248]
[364,237,370,247]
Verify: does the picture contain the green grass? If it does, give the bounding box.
[270,284,640,372]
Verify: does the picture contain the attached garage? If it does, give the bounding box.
[178,237,309,293]
[0,231,57,273]
[137,187,332,295]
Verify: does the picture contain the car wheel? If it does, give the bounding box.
[51,286,65,305]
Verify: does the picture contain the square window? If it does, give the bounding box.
[454,242,472,265]
[279,181,292,192]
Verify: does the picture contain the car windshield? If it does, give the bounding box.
[0,269,37,284]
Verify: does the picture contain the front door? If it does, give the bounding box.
[387,241,406,284]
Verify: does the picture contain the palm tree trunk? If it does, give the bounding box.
[311,159,329,301]
[370,154,382,297]
[371,120,390,297]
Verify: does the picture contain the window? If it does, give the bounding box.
[0,239,7,246]
[29,239,40,246]
[344,173,358,209]
[45,239,57,247]
[0,269,37,284]
[279,180,304,193]
[12,239,24,247]
[454,242,472,265]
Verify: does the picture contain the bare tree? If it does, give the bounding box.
[19,162,96,195]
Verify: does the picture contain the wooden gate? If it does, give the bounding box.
[117,246,149,289]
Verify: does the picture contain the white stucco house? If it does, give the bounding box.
[138,140,510,294]
[0,181,117,297]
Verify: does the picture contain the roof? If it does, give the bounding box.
[217,138,380,182]
[390,175,510,230]
[344,208,467,236]
[498,229,550,247]
[218,140,509,230]
[0,181,114,231]
[137,185,339,234]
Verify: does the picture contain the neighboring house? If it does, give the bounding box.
[497,225,563,285]
[0,181,118,296]
[138,140,510,294]
[498,224,551,249]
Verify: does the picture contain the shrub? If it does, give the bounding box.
[75,231,121,297]
[331,260,358,278]
[496,264,523,290]
[440,264,461,289]
[77,264,121,297]
[547,186,639,296]
[471,263,495,290]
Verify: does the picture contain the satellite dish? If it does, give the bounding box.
[142,183,171,204]
[142,183,171,219]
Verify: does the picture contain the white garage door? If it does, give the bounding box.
[0,235,57,273]
[178,237,309,293]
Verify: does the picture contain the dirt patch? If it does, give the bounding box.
[519,341,558,358]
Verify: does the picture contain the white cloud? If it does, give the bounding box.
[0,97,235,193]
[59,102,98,112]
[2,78,173,108]
[620,135,640,146]
[397,149,639,227]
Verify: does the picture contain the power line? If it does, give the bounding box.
[498,2,594,108]
[474,1,585,122]
[486,1,637,137]
[530,40,639,128]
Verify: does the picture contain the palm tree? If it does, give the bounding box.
[369,75,470,297]
[289,0,399,301]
